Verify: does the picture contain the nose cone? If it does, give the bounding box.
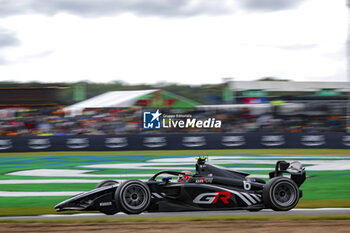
[54,201,65,212]
[54,198,85,212]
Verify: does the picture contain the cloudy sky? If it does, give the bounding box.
[0,0,347,85]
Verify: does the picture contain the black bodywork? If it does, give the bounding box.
[55,157,306,214]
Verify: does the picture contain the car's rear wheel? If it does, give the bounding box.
[263,177,299,211]
[95,180,118,189]
[115,180,151,214]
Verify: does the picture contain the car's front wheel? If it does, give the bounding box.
[263,177,300,211]
[115,180,151,215]
[95,180,119,189]
[95,180,119,215]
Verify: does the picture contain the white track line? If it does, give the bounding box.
[7,169,155,177]
[0,179,103,184]
[2,208,350,220]
[0,191,84,197]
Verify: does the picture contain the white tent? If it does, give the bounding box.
[64,89,158,116]
[197,104,272,115]
[197,102,305,115]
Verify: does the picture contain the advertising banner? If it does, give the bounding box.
[0,133,349,152]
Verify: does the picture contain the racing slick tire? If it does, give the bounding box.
[95,180,119,215]
[263,177,299,211]
[95,180,119,189]
[101,209,118,215]
[247,208,263,212]
[115,180,151,215]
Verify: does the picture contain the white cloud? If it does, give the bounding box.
[0,0,347,84]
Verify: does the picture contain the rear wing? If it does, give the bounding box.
[269,160,306,187]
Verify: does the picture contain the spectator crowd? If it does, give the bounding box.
[0,107,346,137]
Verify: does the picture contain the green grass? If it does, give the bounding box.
[1,215,350,223]
[297,199,350,208]
[301,170,350,200]
[0,197,70,208]
[0,183,97,192]
[0,206,95,217]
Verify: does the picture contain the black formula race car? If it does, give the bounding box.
[55,157,306,215]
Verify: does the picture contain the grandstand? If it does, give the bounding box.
[0,84,67,108]
[0,81,348,136]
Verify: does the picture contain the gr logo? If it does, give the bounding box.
[143,109,162,129]
[193,191,231,204]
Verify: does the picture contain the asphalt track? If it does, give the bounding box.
[1,208,349,220]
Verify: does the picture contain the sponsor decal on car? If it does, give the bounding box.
[99,202,112,206]
[195,177,214,183]
[193,191,231,204]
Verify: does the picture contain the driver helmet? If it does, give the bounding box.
[178,171,191,183]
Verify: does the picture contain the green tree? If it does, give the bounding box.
[257,77,290,81]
